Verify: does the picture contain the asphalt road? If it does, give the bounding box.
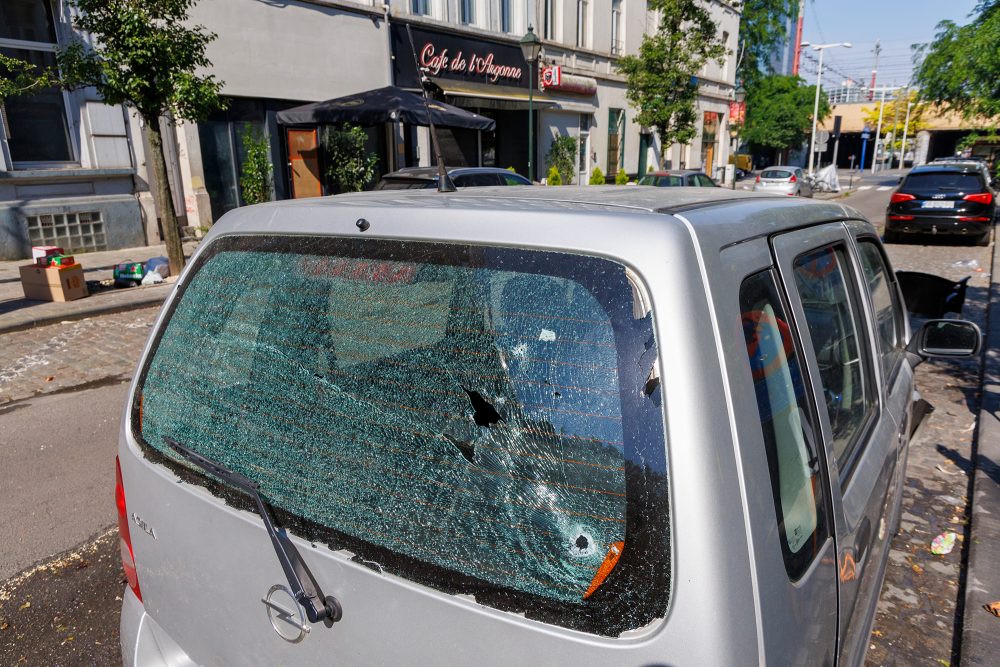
[0,381,127,581]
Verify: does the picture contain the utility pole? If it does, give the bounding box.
[805,42,852,175]
[871,86,887,174]
[899,96,913,170]
[888,86,900,170]
[868,40,881,101]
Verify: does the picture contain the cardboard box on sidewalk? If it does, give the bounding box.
[19,264,88,302]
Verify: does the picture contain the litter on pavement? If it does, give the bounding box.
[930,532,958,555]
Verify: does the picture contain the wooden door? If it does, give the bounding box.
[287,128,322,199]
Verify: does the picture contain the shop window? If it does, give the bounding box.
[576,0,590,49]
[0,0,74,165]
[578,114,590,180]
[607,108,625,177]
[611,0,623,55]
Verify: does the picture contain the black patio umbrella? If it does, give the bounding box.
[276,85,496,131]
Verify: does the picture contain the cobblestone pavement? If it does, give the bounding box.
[867,219,993,662]
[0,307,158,406]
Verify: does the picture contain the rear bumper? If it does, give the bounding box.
[885,215,992,236]
[120,586,196,667]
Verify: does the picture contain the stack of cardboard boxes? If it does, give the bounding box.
[19,246,89,302]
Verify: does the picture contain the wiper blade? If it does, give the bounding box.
[164,437,342,626]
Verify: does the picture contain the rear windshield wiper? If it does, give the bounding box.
[164,437,342,626]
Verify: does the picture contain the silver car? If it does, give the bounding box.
[118,186,978,665]
[753,166,814,197]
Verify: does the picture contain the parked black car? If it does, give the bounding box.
[885,164,997,245]
[373,167,530,190]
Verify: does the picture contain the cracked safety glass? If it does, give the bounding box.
[134,236,670,636]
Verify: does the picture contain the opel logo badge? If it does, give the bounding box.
[262,584,310,643]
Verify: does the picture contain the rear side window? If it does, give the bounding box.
[502,173,529,185]
[903,172,984,192]
[133,236,669,637]
[740,271,828,579]
[793,246,875,473]
[762,170,792,179]
[696,175,716,187]
[856,241,904,378]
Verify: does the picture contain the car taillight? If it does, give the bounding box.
[116,456,142,601]
[963,192,993,205]
[755,174,760,183]
[890,193,916,204]
[789,174,797,183]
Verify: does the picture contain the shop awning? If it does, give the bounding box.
[437,81,559,111]
[276,86,496,131]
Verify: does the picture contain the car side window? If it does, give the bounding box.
[792,245,875,473]
[740,271,829,579]
[856,240,904,379]
[698,175,715,187]
[501,173,527,185]
[452,175,471,187]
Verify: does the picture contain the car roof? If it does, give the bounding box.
[908,164,983,174]
[644,170,705,177]
[761,166,799,170]
[382,166,523,179]
[208,185,868,253]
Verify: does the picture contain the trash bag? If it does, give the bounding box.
[145,256,170,279]
[812,164,841,192]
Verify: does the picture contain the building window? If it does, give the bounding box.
[576,0,589,48]
[411,0,430,16]
[500,0,511,32]
[607,108,625,177]
[611,0,623,55]
[579,114,591,180]
[543,0,554,40]
[460,0,475,25]
[27,211,106,253]
[0,1,74,164]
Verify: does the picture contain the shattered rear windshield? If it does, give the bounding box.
[133,235,669,636]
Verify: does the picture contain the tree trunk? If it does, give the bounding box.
[144,120,185,276]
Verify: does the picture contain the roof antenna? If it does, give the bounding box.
[406,24,455,193]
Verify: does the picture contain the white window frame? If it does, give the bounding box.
[611,0,623,55]
[0,20,79,169]
[576,0,590,49]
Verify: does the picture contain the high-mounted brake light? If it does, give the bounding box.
[963,192,993,205]
[890,193,916,204]
[116,456,142,601]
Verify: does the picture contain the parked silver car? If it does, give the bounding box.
[753,166,814,197]
[118,186,978,665]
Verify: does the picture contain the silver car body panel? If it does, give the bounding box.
[119,186,898,666]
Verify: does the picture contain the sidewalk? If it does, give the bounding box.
[0,241,198,335]
[962,229,1000,665]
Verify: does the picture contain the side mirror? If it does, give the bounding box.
[907,319,982,363]
[898,176,904,184]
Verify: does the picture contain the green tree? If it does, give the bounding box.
[862,92,928,153]
[741,74,830,158]
[589,166,605,185]
[323,124,378,194]
[545,135,577,184]
[735,0,798,86]
[239,125,272,206]
[617,0,726,164]
[546,166,562,186]
[0,53,55,102]
[914,1,1000,122]
[56,0,224,276]
[615,168,630,185]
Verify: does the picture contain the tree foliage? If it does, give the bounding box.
[617,0,726,157]
[863,92,928,150]
[914,1,1000,122]
[545,135,577,185]
[741,74,830,152]
[323,125,378,194]
[0,53,55,102]
[735,0,798,86]
[57,0,224,122]
[239,124,272,206]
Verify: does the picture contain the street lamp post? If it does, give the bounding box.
[803,41,851,175]
[731,82,746,190]
[519,26,542,182]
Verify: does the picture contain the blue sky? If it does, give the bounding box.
[799,0,981,88]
